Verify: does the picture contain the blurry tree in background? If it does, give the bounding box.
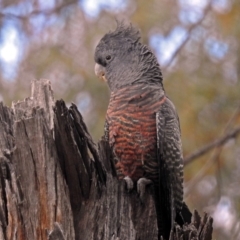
[0,0,239,239]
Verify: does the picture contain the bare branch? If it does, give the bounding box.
[184,126,240,165]
[184,103,240,197]
[0,0,77,20]
[164,4,212,70]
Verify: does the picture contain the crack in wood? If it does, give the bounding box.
[0,79,213,240]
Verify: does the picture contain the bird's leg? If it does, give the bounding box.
[137,177,152,202]
[124,176,134,192]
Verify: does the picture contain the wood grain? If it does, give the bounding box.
[0,79,213,240]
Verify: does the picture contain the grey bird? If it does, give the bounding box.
[94,22,191,239]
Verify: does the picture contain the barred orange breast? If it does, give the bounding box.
[106,84,166,182]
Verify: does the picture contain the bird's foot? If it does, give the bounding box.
[137,178,152,203]
[124,176,134,192]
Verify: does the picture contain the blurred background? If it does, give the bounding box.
[0,0,240,238]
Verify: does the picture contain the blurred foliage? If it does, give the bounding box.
[0,0,240,239]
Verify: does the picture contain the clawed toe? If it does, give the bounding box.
[123,176,152,202]
[124,176,134,192]
[137,178,152,203]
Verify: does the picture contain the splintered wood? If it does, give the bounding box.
[0,79,213,240]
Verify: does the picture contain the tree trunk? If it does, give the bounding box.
[0,79,213,240]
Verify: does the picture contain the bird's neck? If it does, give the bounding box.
[108,73,164,92]
[135,44,164,86]
[109,83,165,105]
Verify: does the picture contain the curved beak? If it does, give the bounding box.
[94,63,107,82]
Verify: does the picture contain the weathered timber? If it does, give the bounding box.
[0,79,213,240]
[0,79,74,240]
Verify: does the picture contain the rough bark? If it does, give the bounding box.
[0,79,213,240]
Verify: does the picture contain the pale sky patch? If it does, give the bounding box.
[0,28,19,63]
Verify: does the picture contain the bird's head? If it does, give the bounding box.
[94,22,163,91]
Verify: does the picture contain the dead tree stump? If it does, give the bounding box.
[0,79,213,240]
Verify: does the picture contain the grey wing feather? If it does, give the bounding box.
[104,120,109,142]
[156,97,184,229]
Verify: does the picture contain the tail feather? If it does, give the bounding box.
[176,202,192,226]
[154,184,172,240]
[154,183,192,239]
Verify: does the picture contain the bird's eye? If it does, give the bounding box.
[106,55,111,61]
